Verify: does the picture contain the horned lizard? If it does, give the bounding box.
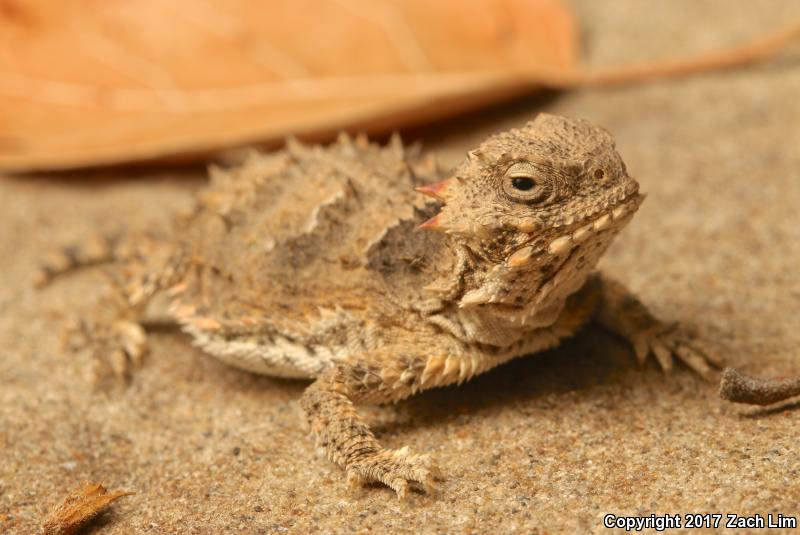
[38,114,720,498]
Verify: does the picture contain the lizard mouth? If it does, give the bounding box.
[476,191,644,315]
[544,191,644,258]
[532,191,644,295]
[456,186,643,312]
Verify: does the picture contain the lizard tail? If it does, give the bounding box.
[35,232,120,288]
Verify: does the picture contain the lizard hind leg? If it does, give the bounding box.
[61,275,152,387]
[63,257,178,387]
[46,231,183,386]
[65,313,149,385]
[299,362,442,499]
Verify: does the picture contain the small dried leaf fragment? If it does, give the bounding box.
[41,482,133,535]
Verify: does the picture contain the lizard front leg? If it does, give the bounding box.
[299,358,442,499]
[593,274,722,379]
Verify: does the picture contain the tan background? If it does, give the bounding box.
[2,1,800,533]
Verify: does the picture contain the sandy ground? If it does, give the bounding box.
[2,1,800,533]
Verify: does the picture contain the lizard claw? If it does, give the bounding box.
[97,320,148,382]
[632,323,722,381]
[345,447,442,499]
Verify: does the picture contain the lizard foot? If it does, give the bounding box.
[62,317,148,384]
[630,322,723,380]
[346,446,442,500]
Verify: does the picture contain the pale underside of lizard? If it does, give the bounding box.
[38,114,721,499]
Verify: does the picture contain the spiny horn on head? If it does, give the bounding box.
[414,177,455,202]
[418,213,443,231]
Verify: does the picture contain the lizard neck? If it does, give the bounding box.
[420,230,602,346]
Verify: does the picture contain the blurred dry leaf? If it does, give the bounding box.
[0,0,577,171]
[41,482,133,535]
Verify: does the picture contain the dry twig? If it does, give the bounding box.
[719,367,800,406]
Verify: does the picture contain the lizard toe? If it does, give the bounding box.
[674,343,714,381]
[346,447,441,499]
[641,323,719,380]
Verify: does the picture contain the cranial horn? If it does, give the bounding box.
[418,213,443,231]
[414,177,454,201]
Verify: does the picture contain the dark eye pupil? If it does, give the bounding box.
[512,177,535,191]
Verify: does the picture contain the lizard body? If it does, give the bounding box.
[39,114,719,497]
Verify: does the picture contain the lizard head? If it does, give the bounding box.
[417,113,643,319]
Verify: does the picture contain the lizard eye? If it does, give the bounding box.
[502,161,550,203]
[511,177,536,191]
